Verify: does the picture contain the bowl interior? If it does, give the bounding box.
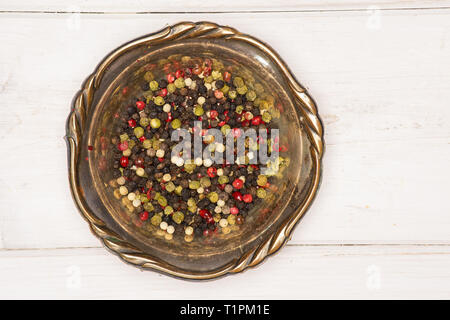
[79,37,313,272]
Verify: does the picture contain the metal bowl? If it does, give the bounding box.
[65,21,324,279]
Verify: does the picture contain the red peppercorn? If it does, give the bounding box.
[232,128,242,138]
[207,167,217,178]
[88,145,94,151]
[203,229,211,237]
[203,66,211,77]
[209,110,218,119]
[175,69,184,79]
[128,119,136,128]
[122,87,128,95]
[135,157,145,168]
[232,191,243,201]
[199,209,210,219]
[118,141,128,151]
[251,116,262,126]
[139,211,149,221]
[218,121,226,127]
[167,73,175,83]
[193,66,202,75]
[241,120,250,127]
[139,136,146,142]
[223,71,231,82]
[243,194,253,203]
[136,101,145,111]
[230,207,239,215]
[159,88,168,97]
[232,178,244,189]
[120,156,129,167]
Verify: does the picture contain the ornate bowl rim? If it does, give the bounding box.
[65,21,324,280]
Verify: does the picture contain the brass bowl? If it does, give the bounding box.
[65,21,324,279]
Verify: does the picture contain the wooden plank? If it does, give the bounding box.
[0,245,448,299]
[0,10,449,249]
[1,1,450,13]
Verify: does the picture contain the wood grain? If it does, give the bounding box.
[1,0,450,13]
[0,245,448,299]
[0,2,449,297]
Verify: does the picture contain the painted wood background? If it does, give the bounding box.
[0,0,449,299]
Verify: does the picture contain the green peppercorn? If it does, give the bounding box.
[189,180,200,190]
[228,90,237,99]
[187,198,196,207]
[150,118,161,129]
[188,205,197,213]
[218,175,229,184]
[154,96,165,106]
[164,206,174,215]
[204,75,213,83]
[172,211,184,224]
[133,127,144,138]
[144,202,154,212]
[236,85,248,95]
[246,90,257,101]
[158,196,167,207]
[212,70,222,80]
[149,80,159,91]
[221,124,231,135]
[175,185,182,196]
[233,77,244,88]
[257,175,268,186]
[262,111,272,123]
[174,78,185,88]
[167,83,176,93]
[139,193,149,203]
[256,188,267,199]
[200,177,211,188]
[171,118,181,129]
[144,71,154,82]
[165,182,175,193]
[120,133,129,142]
[221,85,230,95]
[151,214,161,226]
[236,105,244,115]
[259,101,269,111]
[208,192,219,203]
[139,117,150,127]
[194,105,204,116]
[143,139,152,149]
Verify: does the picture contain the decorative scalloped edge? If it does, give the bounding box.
[65,21,324,280]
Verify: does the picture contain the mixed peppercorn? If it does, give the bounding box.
[109,57,287,242]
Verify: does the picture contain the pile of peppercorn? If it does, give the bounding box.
[110,58,285,242]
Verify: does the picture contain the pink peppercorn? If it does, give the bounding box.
[136,101,145,111]
[167,73,175,83]
[120,156,129,167]
[232,178,243,189]
[230,207,239,215]
[214,90,223,99]
[209,110,218,119]
[159,88,168,97]
[139,211,149,221]
[118,141,128,151]
[128,119,136,128]
[243,194,253,203]
[207,167,217,178]
[251,116,262,126]
[175,69,184,78]
[232,191,243,201]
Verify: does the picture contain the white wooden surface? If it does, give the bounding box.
[0,1,449,299]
